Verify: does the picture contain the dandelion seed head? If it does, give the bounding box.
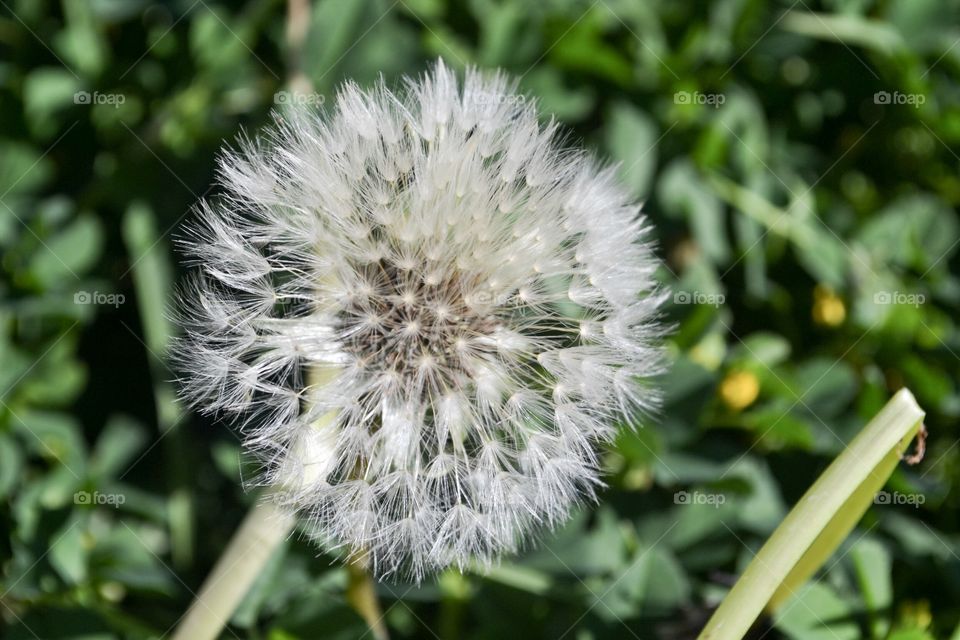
[175,60,667,580]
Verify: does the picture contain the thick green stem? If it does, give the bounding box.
[171,495,296,640]
[698,388,925,640]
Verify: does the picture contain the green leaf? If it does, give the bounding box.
[19,344,87,406]
[0,341,38,400]
[188,9,247,72]
[888,630,936,640]
[524,508,628,575]
[793,224,848,288]
[49,515,89,584]
[475,0,527,67]
[90,415,148,479]
[795,359,858,419]
[55,0,110,76]
[522,67,595,122]
[92,525,178,594]
[547,12,634,86]
[773,582,859,640]
[782,11,905,54]
[0,141,53,195]
[605,103,659,199]
[484,564,552,595]
[0,432,23,499]
[661,160,729,263]
[857,194,959,272]
[741,404,816,450]
[29,215,103,287]
[729,458,787,534]
[13,410,87,475]
[303,0,369,91]
[849,537,892,637]
[729,332,791,368]
[22,68,82,136]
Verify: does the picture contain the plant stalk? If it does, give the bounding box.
[697,388,925,640]
[172,2,390,638]
[171,494,295,640]
[346,559,390,640]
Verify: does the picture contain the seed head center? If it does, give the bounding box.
[341,259,502,381]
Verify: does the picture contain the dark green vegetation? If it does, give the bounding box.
[1,1,959,638]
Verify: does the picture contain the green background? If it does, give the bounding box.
[2,0,960,638]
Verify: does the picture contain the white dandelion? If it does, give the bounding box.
[175,60,667,580]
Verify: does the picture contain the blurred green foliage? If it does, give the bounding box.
[2,0,960,638]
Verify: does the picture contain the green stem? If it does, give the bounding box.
[698,388,925,640]
[123,203,194,569]
[172,1,391,637]
[171,494,296,640]
[170,374,388,639]
[346,560,390,640]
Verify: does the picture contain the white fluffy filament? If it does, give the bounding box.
[175,61,667,581]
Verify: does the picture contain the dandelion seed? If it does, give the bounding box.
[174,60,667,580]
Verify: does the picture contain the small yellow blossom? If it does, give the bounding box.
[720,370,760,411]
[813,285,846,327]
[899,600,932,630]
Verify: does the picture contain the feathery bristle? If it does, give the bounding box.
[174,60,667,581]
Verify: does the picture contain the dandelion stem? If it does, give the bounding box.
[346,560,390,640]
[171,492,295,640]
[170,498,390,640]
[123,204,194,569]
[284,0,311,96]
[172,2,397,637]
[697,388,925,640]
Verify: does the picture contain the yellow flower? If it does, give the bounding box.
[720,371,760,411]
[899,600,932,630]
[813,285,846,327]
